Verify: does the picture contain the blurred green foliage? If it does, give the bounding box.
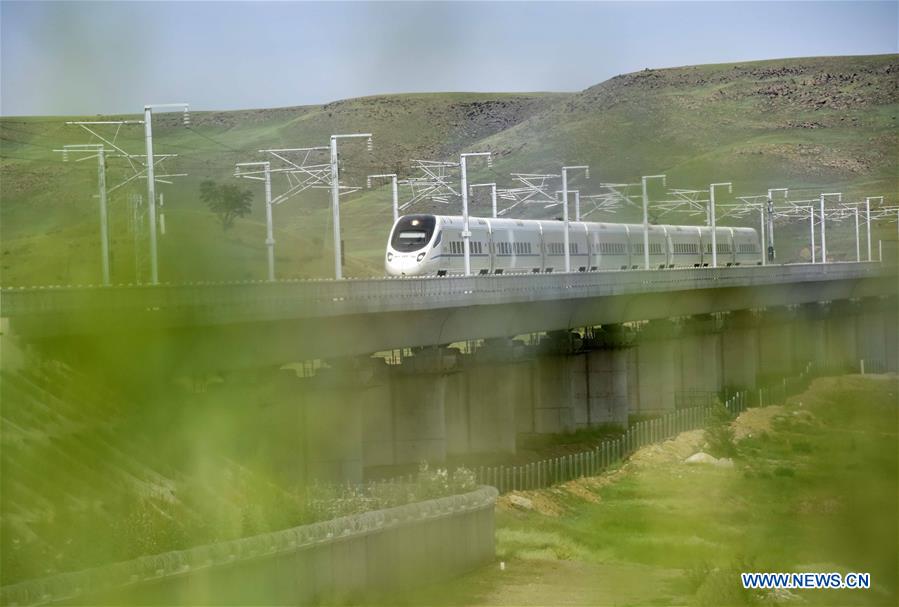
[0,356,477,586]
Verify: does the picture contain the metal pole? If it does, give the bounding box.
[854,206,860,262]
[158,193,165,236]
[143,107,159,284]
[491,183,497,219]
[562,169,571,272]
[97,148,110,285]
[759,207,766,266]
[575,190,581,222]
[264,162,275,281]
[710,186,717,268]
[642,177,650,270]
[391,175,399,223]
[461,155,471,276]
[710,182,732,269]
[865,198,872,261]
[818,192,842,264]
[329,136,342,279]
[766,188,787,263]
[810,207,816,264]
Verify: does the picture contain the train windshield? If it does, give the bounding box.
[391,215,436,252]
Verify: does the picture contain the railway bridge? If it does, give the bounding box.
[2,261,897,482]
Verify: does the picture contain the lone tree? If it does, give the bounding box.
[200,180,253,231]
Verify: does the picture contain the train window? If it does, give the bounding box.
[391,215,436,252]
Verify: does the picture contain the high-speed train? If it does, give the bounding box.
[385,214,762,277]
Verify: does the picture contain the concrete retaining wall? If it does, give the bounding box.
[0,487,498,607]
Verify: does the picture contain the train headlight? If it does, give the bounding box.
[417,252,426,262]
[387,252,393,262]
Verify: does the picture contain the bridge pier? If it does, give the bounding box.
[855,297,889,371]
[461,340,525,454]
[757,307,796,381]
[793,303,827,371]
[824,301,859,372]
[389,348,455,466]
[531,356,578,433]
[360,359,396,470]
[677,315,722,397]
[633,320,681,414]
[580,326,632,427]
[300,361,369,484]
[885,296,899,371]
[721,310,759,390]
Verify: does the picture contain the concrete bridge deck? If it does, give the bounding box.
[1,262,894,365]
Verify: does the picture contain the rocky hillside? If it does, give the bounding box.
[1,55,896,284]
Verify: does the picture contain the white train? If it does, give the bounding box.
[385,214,762,277]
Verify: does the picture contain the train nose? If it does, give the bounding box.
[386,253,421,276]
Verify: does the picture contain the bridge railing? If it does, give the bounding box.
[1,262,888,320]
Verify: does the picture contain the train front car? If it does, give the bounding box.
[385,214,440,276]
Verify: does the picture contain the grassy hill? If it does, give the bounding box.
[0,93,566,283]
[1,55,897,285]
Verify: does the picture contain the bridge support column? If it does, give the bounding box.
[360,359,396,471]
[531,332,583,433]
[677,315,722,397]
[721,310,759,390]
[633,320,681,414]
[757,307,796,381]
[793,303,827,372]
[461,339,526,454]
[578,325,632,427]
[885,296,899,372]
[444,362,469,457]
[855,298,889,372]
[389,348,456,466]
[300,360,369,484]
[824,301,859,372]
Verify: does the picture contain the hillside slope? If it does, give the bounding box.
[480,54,898,193]
[1,55,897,285]
[0,93,567,283]
[468,54,899,263]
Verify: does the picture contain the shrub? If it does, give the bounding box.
[704,403,737,458]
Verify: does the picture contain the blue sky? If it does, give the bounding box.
[2,1,896,116]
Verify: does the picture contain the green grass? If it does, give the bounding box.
[2,55,897,286]
[390,375,898,606]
